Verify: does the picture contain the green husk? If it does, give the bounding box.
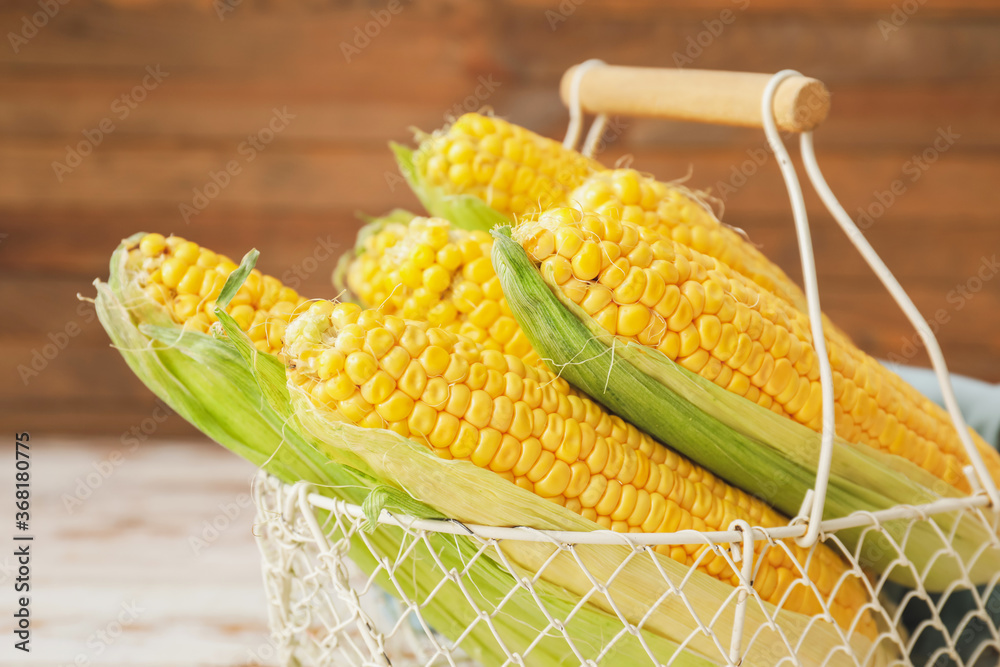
[94,235,716,666]
[391,142,509,231]
[491,226,1000,592]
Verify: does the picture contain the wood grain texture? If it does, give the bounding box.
[1,1,998,437]
[0,438,271,666]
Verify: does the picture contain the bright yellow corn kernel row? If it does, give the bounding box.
[570,169,809,310]
[515,207,1000,493]
[283,300,874,636]
[414,113,603,219]
[125,233,307,355]
[346,217,537,363]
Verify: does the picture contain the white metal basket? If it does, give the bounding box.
[251,65,1000,666]
[252,473,1000,666]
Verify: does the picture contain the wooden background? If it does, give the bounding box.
[2,0,998,438]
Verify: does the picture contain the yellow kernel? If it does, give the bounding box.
[527,451,556,484]
[423,265,452,293]
[331,303,362,329]
[427,301,457,327]
[445,383,472,418]
[365,327,396,359]
[338,391,373,423]
[463,257,494,284]
[580,284,613,316]
[380,347,411,379]
[469,300,501,329]
[555,226,585,258]
[428,412,461,449]
[613,267,647,305]
[542,255,574,285]
[472,428,502,468]
[408,402,439,437]
[360,370,395,404]
[324,373,355,401]
[511,437,542,477]
[399,361,428,400]
[229,304,255,330]
[345,351,378,385]
[139,233,167,257]
[437,244,463,272]
[317,349,346,380]
[535,460,572,497]
[451,422,479,459]
[490,434,522,473]
[465,390,493,429]
[174,241,201,265]
[377,390,415,422]
[160,257,188,289]
[571,242,602,281]
[411,244,436,270]
[617,304,651,338]
[399,326,429,357]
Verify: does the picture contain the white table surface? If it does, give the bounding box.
[0,437,278,666]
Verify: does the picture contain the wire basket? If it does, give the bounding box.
[251,65,1000,666]
[253,472,1000,666]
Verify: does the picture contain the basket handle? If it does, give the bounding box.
[559,65,830,133]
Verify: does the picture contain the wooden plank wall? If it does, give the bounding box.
[1,0,998,437]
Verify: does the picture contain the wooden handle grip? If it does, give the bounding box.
[560,66,830,133]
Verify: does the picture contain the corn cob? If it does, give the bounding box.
[570,169,809,309]
[125,233,307,355]
[514,207,1000,493]
[414,113,602,219]
[284,300,875,636]
[346,216,537,363]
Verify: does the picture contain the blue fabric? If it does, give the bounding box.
[876,363,1000,666]
[883,362,1000,449]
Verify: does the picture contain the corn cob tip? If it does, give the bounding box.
[125,232,308,355]
[414,113,603,218]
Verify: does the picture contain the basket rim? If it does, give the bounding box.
[260,475,995,548]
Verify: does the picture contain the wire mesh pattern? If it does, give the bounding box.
[253,472,1000,666]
